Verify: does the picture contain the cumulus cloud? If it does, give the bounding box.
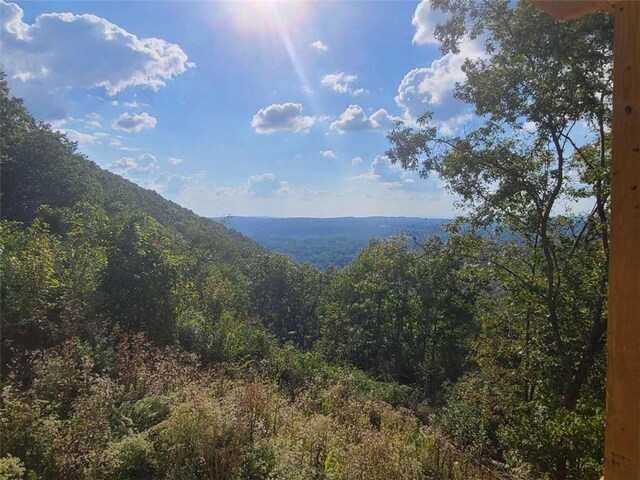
[330,105,401,133]
[397,0,484,128]
[310,40,328,52]
[112,112,157,132]
[395,47,482,129]
[59,128,100,145]
[108,152,157,174]
[320,150,336,158]
[351,156,363,166]
[350,155,435,193]
[251,103,315,134]
[321,72,367,96]
[0,0,194,118]
[330,105,370,131]
[168,157,184,165]
[370,108,403,130]
[411,0,449,45]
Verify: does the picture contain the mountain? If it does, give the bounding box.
[220,216,450,268]
[0,83,261,266]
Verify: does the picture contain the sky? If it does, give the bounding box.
[0,0,487,218]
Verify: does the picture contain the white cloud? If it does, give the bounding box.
[0,1,194,116]
[59,128,100,145]
[397,0,484,127]
[112,100,150,109]
[321,72,367,96]
[112,112,157,132]
[412,0,449,45]
[168,157,184,165]
[523,121,538,133]
[330,105,401,133]
[108,152,157,174]
[320,150,336,158]
[310,40,328,52]
[0,1,193,120]
[370,108,402,130]
[351,156,363,166]
[350,155,432,193]
[436,112,474,135]
[251,103,315,134]
[177,172,454,218]
[395,41,483,125]
[330,105,370,131]
[109,137,138,151]
[84,112,102,129]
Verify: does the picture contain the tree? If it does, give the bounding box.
[246,253,323,349]
[319,236,476,392]
[100,215,180,344]
[386,2,611,478]
[0,220,62,365]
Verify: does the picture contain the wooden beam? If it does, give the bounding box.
[605,1,640,479]
[528,0,619,20]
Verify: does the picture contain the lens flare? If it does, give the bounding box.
[218,1,318,110]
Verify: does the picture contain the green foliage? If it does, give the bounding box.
[319,236,476,398]
[0,10,615,475]
[97,433,154,480]
[0,455,26,480]
[0,220,63,363]
[385,1,611,478]
[246,254,324,348]
[120,395,173,433]
[100,215,181,343]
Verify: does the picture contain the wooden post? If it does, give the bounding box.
[605,1,640,479]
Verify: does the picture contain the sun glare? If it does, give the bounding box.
[220,0,309,38]
[216,0,316,109]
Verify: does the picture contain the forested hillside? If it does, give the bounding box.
[0,1,612,479]
[0,75,481,480]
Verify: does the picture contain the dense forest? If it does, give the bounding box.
[0,1,612,479]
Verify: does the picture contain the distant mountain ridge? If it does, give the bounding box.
[218,216,450,269]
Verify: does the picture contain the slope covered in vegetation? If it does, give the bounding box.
[0,1,613,478]
[0,76,479,480]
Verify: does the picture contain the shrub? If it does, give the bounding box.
[152,397,244,480]
[120,395,173,433]
[238,444,275,480]
[96,433,155,480]
[0,455,26,480]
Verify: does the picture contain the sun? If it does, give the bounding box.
[219,0,309,39]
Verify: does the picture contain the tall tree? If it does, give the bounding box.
[386,2,612,478]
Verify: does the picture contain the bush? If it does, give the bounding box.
[0,455,26,480]
[0,387,61,477]
[96,433,155,480]
[121,395,173,433]
[215,315,276,364]
[152,397,244,480]
[238,444,275,480]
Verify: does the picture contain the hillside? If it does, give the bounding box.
[1,75,491,479]
[222,216,449,268]
[0,1,614,472]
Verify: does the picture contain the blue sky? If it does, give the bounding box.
[0,0,487,217]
